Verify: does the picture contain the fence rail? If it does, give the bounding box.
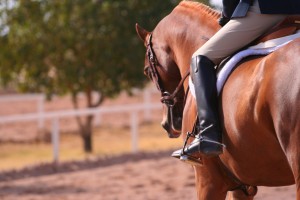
[0,94,45,129]
[0,103,161,123]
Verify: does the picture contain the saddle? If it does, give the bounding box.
[213,16,300,94]
[217,15,300,68]
[253,15,300,44]
[218,16,300,68]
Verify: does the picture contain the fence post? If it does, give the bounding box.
[130,112,139,153]
[51,118,60,164]
[94,112,101,127]
[143,89,151,122]
[37,95,45,130]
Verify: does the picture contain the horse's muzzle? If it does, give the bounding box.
[161,104,182,138]
[161,121,181,138]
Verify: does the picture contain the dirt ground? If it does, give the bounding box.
[0,151,296,200]
[0,90,297,199]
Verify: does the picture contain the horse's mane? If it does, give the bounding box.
[176,0,220,20]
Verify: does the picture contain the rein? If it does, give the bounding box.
[146,33,190,107]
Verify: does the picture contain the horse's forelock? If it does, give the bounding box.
[176,1,220,20]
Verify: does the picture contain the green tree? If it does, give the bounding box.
[0,0,187,152]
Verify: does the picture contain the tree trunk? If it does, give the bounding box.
[81,116,93,153]
[83,134,92,152]
[71,90,104,153]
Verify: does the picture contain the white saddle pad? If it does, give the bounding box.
[189,31,300,98]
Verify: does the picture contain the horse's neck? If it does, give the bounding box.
[166,3,220,74]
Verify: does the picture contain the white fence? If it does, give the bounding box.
[0,94,45,129]
[0,89,161,163]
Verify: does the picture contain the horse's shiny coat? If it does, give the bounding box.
[136,2,300,199]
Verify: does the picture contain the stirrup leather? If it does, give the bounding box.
[179,131,203,166]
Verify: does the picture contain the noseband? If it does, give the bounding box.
[146,33,190,108]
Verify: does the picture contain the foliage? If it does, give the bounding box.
[0,0,211,96]
[0,0,186,97]
[0,0,210,152]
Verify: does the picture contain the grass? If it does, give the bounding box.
[0,122,183,171]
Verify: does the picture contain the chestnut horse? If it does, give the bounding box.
[136,1,300,200]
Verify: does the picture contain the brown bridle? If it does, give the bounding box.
[146,33,190,108]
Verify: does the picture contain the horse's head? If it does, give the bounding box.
[135,23,188,138]
[135,2,220,138]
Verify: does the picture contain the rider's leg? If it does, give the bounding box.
[184,55,224,157]
[193,1,285,64]
[171,55,223,161]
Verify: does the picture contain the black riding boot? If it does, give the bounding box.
[172,55,224,164]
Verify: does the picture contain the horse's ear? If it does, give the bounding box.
[135,23,150,44]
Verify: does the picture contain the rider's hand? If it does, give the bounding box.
[218,13,230,27]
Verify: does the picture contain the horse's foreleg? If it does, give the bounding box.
[193,165,228,200]
[292,160,300,200]
[276,128,300,199]
[226,190,255,200]
[278,139,300,199]
[297,185,300,200]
